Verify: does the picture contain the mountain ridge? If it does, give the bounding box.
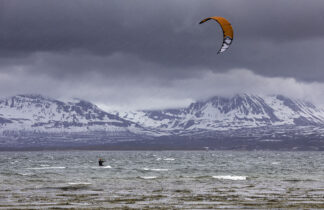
[0,94,143,132]
[116,93,324,132]
[1,94,324,149]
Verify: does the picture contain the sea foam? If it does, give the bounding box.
[212,175,247,180]
[27,166,66,170]
[68,182,92,185]
[143,168,168,171]
[91,165,112,169]
[140,176,157,179]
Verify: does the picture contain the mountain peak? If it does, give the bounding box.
[118,94,324,131]
[1,94,324,148]
[0,94,140,132]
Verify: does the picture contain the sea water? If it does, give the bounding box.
[0,150,323,209]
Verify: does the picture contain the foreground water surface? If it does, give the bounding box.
[0,150,324,209]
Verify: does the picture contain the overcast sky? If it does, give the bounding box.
[1,0,324,111]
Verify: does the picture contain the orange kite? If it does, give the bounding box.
[199,16,234,54]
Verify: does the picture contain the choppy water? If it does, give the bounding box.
[0,150,324,209]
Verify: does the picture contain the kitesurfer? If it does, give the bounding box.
[98,158,105,166]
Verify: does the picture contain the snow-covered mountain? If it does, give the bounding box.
[0,94,144,133]
[2,94,324,135]
[116,94,324,133]
[0,94,163,148]
[1,94,324,149]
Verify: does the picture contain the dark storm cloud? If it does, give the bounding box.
[1,0,324,80]
[1,0,324,110]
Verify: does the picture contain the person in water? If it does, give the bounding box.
[98,158,105,166]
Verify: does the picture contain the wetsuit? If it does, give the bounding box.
[98,159,104,166]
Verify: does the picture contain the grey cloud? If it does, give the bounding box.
[1,0,324,109]
[2,68,324,111]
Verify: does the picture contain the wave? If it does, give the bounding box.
[18,173,33,176]
[156,157,175,161]
[139,176,157,179]
[151,168,168,171]
[41,182,92,191]
[27,166,66,170]
[91,165,112,169]
[142,168,168,171]
[212,175,247,180]
[283,179,315,182]
[68,182,92,185]
[59,183,91,190]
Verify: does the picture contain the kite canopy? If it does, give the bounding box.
[199,16,233,54]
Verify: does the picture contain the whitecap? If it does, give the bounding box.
[163,158,175,161]
[91,165,112,169]
[69,202,90,206]
[19,173,33,176]
[150,168,168,171]
[68,182,92,185]
[27,166,66,170]
[212,175,247,180]
[271,162,280,165]
[40,164,50,167]
[140,176,157,179]
[142,168,168,171]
